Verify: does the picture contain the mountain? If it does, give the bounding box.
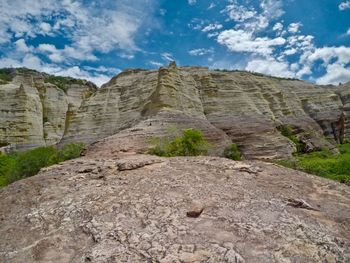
[1,64,350,262]
[1,63,350,160]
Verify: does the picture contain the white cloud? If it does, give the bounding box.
[245,57,295,78]
[189,48,214,56]
[149,61,164,67]
[223,0,284,33]
[161,52,175,62]
[0,55,114,87]
[188,0,197,5]
[0,0,158,62]
[15,39,31,53]
[217,29,286,57]
[339,1,350,10]
[347,28,350,35]
[202,23,223,32]
[208,3,216,9]
[288,22,302,34]
[224,3,257,23]
[298,46,350,84]
[39,22,52,34]
[305,46,350,65]
[273,22,283,31]
[316,64,350,85]
[37,43,97,62]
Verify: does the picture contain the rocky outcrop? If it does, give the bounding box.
[1,64,350,159]
[61,63,349,160]
[0,69,96,150]
[0,151,349,262]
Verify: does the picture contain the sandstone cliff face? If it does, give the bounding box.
[62,63,349,160]
[1,65,349,159]
[0,69,96,150]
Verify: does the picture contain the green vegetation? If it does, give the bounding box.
[0,143,85,188]
[278,125,306,153]
[223,143,242,161]
[213,69,298,81]
[0,68,14,84]
[277,143,350,185]
[149,128,210,157]
[44,75,85,92]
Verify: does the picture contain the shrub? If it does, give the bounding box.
[0,68,14,84]
[44,75,85,92]
[149,128,210,157]
[278,125,306,153]
[16,146,58,178]
[0,143,85,188]
[224,144,242,161]
[276,143,350,185]
[57,142,85,162]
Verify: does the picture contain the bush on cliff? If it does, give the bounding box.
[0,68,14,84]
[0,143,85,187]
[149,128,210,157]
[277,143,350,185]
[44,75,85,92]
[278,125,306,153]
[224,144,242,161]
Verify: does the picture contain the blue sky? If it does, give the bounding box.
[0,0,349,86]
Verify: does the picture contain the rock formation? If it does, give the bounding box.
[0,69,96,150]
[1,65,350,262]
[0,149,349,262]
[1,64,350,159]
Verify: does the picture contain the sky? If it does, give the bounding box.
[0,0,350,86]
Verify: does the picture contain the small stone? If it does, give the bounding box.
[78,168,93,173]
[186,202,204,218]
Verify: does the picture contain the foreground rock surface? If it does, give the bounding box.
[0,153,349,262]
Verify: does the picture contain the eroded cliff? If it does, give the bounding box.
[1,64,350,159]
[0,69,96,150]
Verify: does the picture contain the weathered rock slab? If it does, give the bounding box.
[0,154,349,262]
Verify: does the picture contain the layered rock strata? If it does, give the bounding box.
[0,70,96,150]
[62,63,349,159]
[1,64,350,159]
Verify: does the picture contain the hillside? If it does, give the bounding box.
[1,63,350,160]
[0,64,350,262]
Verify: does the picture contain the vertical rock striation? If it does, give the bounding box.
[0,69,96,150]
[1,64,350,160]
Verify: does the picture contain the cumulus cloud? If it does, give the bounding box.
[223,0,284,32]
[299,46,350,84]
[273,22,283,31]
[15,39,32,53]
[245,57,295,78]
[339,1,350,10]
[0,0,158,86]
[214,0,350,84]
[217,29,286,57]
[288,23,302,34]
[317,64,350,85]
[0,0,158,61]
